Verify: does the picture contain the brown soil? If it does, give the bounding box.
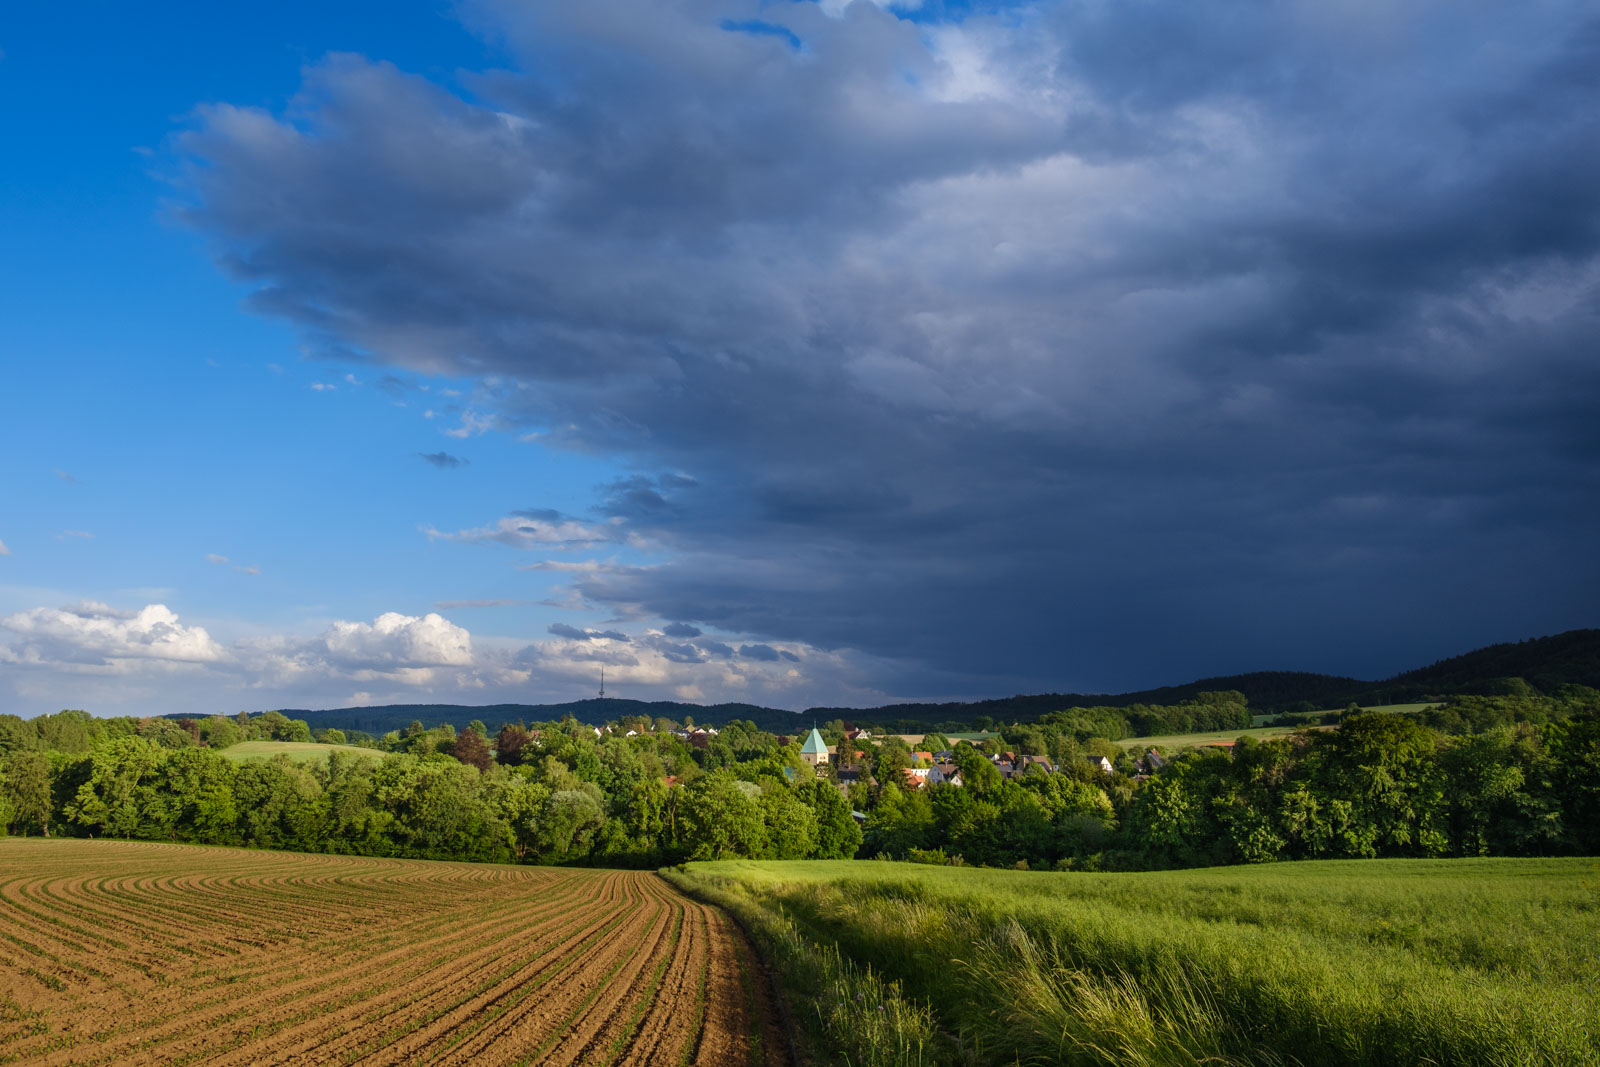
[0,838,789,1066]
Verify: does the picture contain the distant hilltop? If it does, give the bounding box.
[213,628,1600,735]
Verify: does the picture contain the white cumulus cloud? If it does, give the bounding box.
[320,611,474,668]
[0,603,226,668]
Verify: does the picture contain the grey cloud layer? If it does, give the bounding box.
[178,0,1600,693]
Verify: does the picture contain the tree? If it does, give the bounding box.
[952,744,1000,794]
[490,776,551,863]
[163,748,239,843]
[680,773,765,859]
[1,750,55,835]
[1546,712,1600,853]
[1313,713,1447,857]
[864,783,934,856]
[535,790,605,863]
[234,759,322,851]
[759,788,818,859]
[872,737,912,789]
[451,729,493,772]
[0,715,39,756]
[496,723,529,765]
[807,779,863,859]
[65,738,168,839]
[201,715,242,750]
[37,711,95,754]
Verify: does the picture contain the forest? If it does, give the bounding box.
[2,683,1596,872]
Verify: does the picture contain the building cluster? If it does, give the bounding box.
[796,728,1124,793]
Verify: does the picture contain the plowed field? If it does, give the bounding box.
[0,839,789,1066]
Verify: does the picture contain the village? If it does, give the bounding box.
[587,718,1165,805]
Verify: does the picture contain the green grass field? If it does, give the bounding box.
[1354,702,1442,715]
[1250,703,1443,727]
[1117,724,1309,750]
[667,857,1600,1067]
[219,740,381,764]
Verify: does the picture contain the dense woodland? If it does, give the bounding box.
[3,683,1597,870]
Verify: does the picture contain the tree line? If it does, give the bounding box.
[0,711,860,866]
[1,690,1596,871]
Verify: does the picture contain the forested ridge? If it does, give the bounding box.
[231,627,1600,737]
[4,683,1597,871]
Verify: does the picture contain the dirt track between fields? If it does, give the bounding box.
[0,838,788,1066]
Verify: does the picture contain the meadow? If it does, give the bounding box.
[0,838,786,1066]
[1114,724,1306,750]
[666,857,1600,1067]
[217,739,382,763]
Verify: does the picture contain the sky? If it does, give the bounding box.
[2,0,1597,719]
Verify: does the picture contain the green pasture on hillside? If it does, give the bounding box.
[1117,724,1310,750]
[667,857,1600,1067]
[219,740,381,764]
[1251,703,1443,726]
[1353,701,1443,715]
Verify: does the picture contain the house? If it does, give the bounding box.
[933,750,955,762]
[1142,749,1167,773]
[845,728,873,741]
[911,751,934,765]
[625,729,639,737]
[1087,755,1115,775]
[662,775,683,788]
[900,768,927,789]
[1019,755,1054,774]
[933,763,963,787]
[800,727,830,767]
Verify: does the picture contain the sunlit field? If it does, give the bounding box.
[670,857,1600,1066]
[218,739,382,764]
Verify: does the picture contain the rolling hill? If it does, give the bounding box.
[197,628,1600,735]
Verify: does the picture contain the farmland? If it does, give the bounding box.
[668,857,1600,1067]
[0,838,787,1066]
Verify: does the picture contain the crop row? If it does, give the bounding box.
[0,838,787,1065]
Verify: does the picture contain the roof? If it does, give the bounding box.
[800,727,829,755]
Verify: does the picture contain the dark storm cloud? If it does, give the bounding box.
[663,622,702,638]
[738,643,782,663]
[178,0,1600,694]
[416,451,468,468]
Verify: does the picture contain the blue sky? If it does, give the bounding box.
[1,2,661,713]
[2,0,1597,717]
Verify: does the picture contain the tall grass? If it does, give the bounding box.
[660,867,944,1067]
[671,858,1600,1066]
